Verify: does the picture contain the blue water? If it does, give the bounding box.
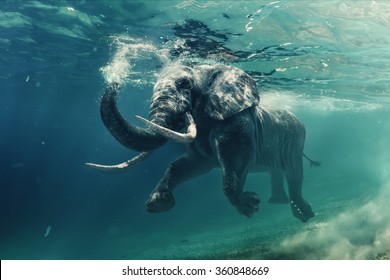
[1,1,390,260]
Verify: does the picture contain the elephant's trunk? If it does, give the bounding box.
[100,82,167,152]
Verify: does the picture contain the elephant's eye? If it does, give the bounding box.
[175,77,192,89]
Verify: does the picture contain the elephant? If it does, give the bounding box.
[86,64,318,223]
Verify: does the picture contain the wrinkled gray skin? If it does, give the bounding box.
[93,64,315,223]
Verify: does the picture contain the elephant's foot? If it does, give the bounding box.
[236,191,260,218]
[268,192,289,204]
[146,189,175,213]
[290,199,315,223]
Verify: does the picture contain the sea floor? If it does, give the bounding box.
[2,193,387,260]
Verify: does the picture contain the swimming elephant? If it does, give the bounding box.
[86,64,318,222]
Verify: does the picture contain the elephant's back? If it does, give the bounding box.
[254,105,305,169]
[256,105,305,133]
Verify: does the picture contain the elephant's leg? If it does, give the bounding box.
[285,158,314,222]
[146,155,214,213]
[268,170,289,204]
[216,138,260,218]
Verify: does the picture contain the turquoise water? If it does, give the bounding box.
[1,0,390,260]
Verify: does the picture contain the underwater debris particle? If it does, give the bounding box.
[44,225,52,238]
[11,162,24,168]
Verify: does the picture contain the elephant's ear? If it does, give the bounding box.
[204,66,260,120]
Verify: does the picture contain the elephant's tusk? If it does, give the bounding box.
[85,151,150,172]
[135,112,197,143]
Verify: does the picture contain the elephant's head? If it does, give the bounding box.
[86,64,259,171]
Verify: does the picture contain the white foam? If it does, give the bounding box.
[100,36,169,86]
[261,90,383,112]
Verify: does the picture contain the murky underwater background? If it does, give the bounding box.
[1,0,390,260]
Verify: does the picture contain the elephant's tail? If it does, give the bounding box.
[303,153,321,167]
